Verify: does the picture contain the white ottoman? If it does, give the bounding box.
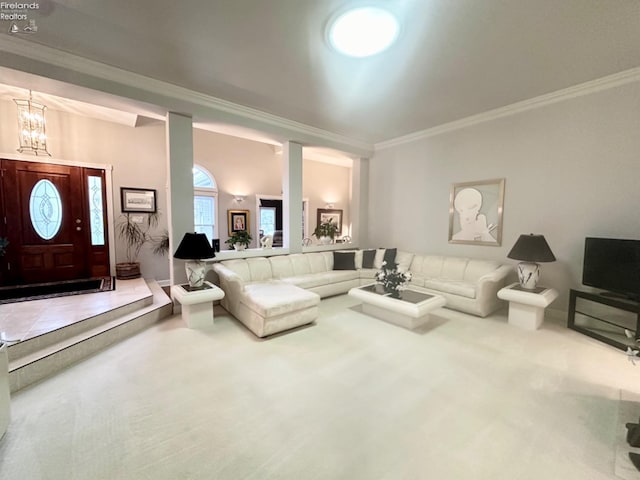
[171,281,225,328]
[497,282,558,330]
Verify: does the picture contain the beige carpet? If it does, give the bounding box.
[0,294,639,480]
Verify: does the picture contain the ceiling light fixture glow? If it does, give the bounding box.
[328,6,400,58]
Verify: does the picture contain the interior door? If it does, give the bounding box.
[1,160,104,284]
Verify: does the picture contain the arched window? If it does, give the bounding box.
[193,165,218,242]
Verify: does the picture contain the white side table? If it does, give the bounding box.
[497,282,558,330]
[171,281,225,328]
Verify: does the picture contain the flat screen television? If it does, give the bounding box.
[582,237,640,301]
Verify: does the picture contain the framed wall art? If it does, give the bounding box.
[448,178,505,246]
[120,187,157,213]
[316,208,343,235]
[228,209,250,236]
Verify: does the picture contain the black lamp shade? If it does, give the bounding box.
[507,234,556,262]
[174,232,216,260]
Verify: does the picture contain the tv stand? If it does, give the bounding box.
[600,291,640,302]
[568,289,640,350]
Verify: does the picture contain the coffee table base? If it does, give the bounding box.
[362,303,432,330]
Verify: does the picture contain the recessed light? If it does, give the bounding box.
[328,6,400,58]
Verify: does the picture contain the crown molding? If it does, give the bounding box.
[0,36,373,155]
[375,66,640,150]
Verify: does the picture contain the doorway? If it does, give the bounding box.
[256,195,309,247]
[0,159,110,285]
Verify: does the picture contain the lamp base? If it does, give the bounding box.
[184,260,206,288]
[516,262,540,289]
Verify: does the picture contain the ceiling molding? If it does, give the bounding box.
[375,66,640,150]
[0,36,373,155]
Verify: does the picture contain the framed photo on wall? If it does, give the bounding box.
[120,187,157,213]
[448,178,505,246]
[317,208,343,236]
[228,209,250,236]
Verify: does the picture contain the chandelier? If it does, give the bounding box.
[14,90,51,156]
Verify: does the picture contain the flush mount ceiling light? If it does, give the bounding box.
[328,6,400,58]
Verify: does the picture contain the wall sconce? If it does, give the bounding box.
[325,203,334,209]
[234,195,245,203]
[14,90,51,156]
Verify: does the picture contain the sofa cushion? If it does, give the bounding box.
[463,260,503,282]
[219,259,252,282]
[425,279,476,299]
[333,251,356,270]
[441,257,469,280]
[289,254,312,275]
[246,257,273,281]
[362,249,376,268]
[280,270,359,289]
[242,281,320,317]
[269,255,294,278]
[395,251,414,272]
[308,252,331,273]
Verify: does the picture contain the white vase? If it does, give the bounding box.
[319,236,333,245]
[234,243,246,251]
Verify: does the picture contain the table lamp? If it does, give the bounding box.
[173,232,216,288]
[507,234,556,289]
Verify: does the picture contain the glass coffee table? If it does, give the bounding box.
[348,284,446,330]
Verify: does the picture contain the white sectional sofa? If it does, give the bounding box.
[213,250,512,338]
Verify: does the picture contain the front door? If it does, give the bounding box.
[0,159,110,285]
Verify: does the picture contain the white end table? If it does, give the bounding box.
[171,281,225,328]
[497,282,558,330]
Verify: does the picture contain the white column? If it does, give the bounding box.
[166,112,194,286]
[350,157,369,246]
[283,141,303,253]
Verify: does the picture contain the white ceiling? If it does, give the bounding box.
[1,0,640,145]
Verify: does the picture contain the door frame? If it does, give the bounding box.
[255,194,310,242]
[1,152,116,277]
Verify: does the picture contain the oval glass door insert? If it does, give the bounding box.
[29,179,62,240]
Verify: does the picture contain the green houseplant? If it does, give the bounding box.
[312,219,339,244]
[116,212,169,279]
[225,230,252,251]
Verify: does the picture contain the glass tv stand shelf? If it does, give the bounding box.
[568,289,640,351]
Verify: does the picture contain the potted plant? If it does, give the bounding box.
[0,238,7,257]
[115,212,169,279]
[225,230,252,251]
[312,219,339,245]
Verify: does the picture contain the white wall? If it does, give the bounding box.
[193,129,352,247]
[368,80,640,308]
[0,99,170,281]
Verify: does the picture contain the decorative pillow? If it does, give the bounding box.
[333,251,356,270]
[362,249,376,269]
[373,248,386,269]
[383,248,397,267]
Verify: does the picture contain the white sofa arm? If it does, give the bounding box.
[212,264,245,295]
[476,265,513,296]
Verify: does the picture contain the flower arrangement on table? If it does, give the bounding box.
[375,261,412,297]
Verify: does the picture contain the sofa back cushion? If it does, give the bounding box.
[289,254,312,275]
[441,257,468,280]
[220,258,274,282]
[246,257,273,281]
[269,256,294,278]
[395,251,414,272]
[308,252,332,273]
[463,260,503,282]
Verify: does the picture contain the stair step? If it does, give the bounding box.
[7,289,153,362]
[8,281,172,392]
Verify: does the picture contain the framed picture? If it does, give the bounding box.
[120,187,157,213]
[228,209,250,236]
[317,208,343,235]
[448,178,505,246]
